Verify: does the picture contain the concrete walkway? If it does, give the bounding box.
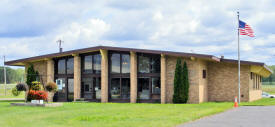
[178,106,275,127]
[0,98,24,101]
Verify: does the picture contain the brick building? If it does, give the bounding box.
[5,46,272,103]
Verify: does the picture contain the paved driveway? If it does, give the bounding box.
[178,106,275,127]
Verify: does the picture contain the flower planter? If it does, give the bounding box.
[31,100,44,104]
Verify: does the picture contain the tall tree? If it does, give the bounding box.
[182,61,189,103]
[173,58,184,103]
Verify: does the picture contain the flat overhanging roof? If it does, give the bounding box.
[4,45,273,77]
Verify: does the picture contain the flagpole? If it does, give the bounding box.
[237,11,241,104]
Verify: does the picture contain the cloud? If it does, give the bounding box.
[1,0,275,66]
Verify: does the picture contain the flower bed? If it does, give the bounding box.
[27,90,48,102]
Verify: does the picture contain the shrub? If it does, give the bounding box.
[27,90,48,101]
[173,58,184,103]
[16,83,27,91]
[182,61,189,103]
[12,87,21,96]
[45,82,57,92]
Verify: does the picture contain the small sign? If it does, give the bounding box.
[56,79,63,90]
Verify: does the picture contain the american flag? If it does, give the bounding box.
[239,20,255,37]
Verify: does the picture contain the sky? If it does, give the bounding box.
[1,0,275,66]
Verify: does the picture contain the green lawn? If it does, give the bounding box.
[0,84,25,99]
[0,101,233,127]
[241,98,275,106]
[262,85,275,94]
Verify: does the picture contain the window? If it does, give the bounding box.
[138,54,160,73]
[109,52,130,100]
[138,78,150,99]
[110,78,121,99]
[151,56,160,73]
[66,58,74,74]
[83,55,93,73]
[110,53,130,74]
[111,53,121,73]
[203,70,206,79]
[57,59,66,74]
[82,54,101,74]
[93,54,101,73]
[152,77,160,94]
[138,56,150,73]
[121,54,130,73]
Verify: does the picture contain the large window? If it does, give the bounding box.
[57,59,66,74]
[66,58,74,74]
[138,55,160,73]
[82,54,101,74]
[54,57,74,102]
[109,52,130,101]
[137,54,161,100]
[110,53,130,74]
[56,57,74,75]
[81,52,102,101]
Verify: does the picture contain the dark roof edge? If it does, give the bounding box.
[5,45,218,65]
[4,45,271,73]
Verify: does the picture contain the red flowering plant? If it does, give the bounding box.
[27,90,48,101]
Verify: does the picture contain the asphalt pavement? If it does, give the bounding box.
[178,106,275,127]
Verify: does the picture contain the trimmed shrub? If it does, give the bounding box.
[12,87,21,96]
[173,58,184,103]
[45,82,57,92]
[182,61,189,103]
[27,90,48,101]
[16,83,27,91]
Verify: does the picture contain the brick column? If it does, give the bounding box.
[100,49,108,103]
[161,54,167,104]
[46,59,54,83]
[130,51,137,103]
[73,54,81,101]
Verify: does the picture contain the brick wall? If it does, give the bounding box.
[31,61,48,86]
[208,62,250,102]
[166,56,207,103]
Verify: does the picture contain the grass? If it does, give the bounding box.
[241,98,275,106]
[0,101,233,127]
[262,85,275,94]
[0,84,25,99]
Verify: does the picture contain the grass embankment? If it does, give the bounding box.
[0,84,25,99]
[0,101,233,127]
[262,85,275,94]
[241,98,275,106]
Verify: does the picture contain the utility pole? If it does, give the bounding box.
[57,39,64,53]
[3,55,6,96]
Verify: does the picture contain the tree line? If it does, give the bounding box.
[0,66,25,84]
[262,65,275,84]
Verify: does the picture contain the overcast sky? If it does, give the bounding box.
[1,0,275,66]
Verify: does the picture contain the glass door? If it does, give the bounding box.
[82,77,101,100]
[55,78,66,101]
[82,78,93,99]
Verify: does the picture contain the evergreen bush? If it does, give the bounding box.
[173,58,184,103]
[182,61,189,103]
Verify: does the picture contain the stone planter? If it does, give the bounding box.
[47,91,55,102]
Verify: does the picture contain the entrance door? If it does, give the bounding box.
[55,78,66,101]
[82,77,101,100]
[55,78,74,102]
